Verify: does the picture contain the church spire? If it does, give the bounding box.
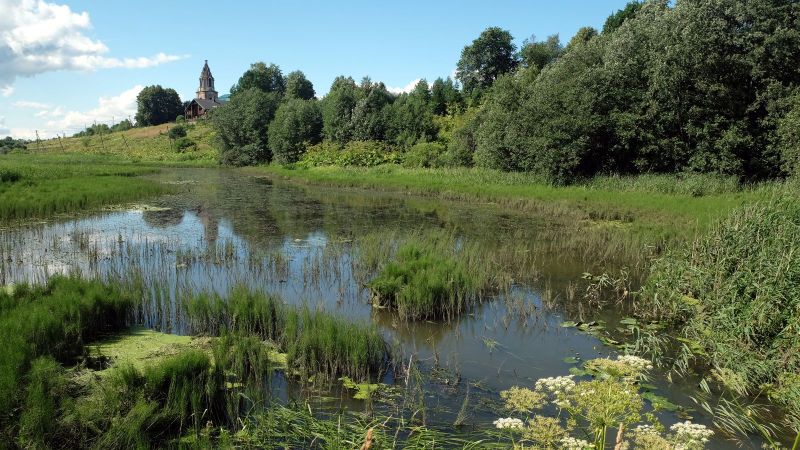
[197,60,218,101]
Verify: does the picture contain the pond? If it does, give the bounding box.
[0,168,749,448]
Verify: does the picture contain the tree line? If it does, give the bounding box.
[135,0,800,183]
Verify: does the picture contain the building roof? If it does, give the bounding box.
[192,98,222,110]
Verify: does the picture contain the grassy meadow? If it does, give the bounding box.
[30,121,218,165]
[0,153,172,221]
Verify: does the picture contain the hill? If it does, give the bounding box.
[29,121,218,165]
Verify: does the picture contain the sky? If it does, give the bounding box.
[0,0,630,139]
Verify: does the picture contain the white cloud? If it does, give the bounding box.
[1,86,13,97]
[13,100,50,109]
[0,0,185,91]
[387,78,422,95]
[42,84,142,134]
[0,116,9,135]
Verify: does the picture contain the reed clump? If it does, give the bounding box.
[367,244,477,321]
[638,194,800,423]
[184,286,387,381]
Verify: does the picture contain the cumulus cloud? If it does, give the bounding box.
[0,0,185,91]
[42,84,142,134]
[387,78,422,95]
[1,86,13,97]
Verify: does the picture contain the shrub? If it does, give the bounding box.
[299,140,401,168]
[173,137,195,152]
[167,125,187,140]
[402,142,446,168]
[0,169,21,183]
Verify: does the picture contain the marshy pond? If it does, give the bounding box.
[0,168,742,448]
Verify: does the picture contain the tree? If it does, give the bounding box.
[386,80,437,147]
[520,35,563,71]
[456,27,518,94]
[285,70,316,100]
[230,62,286,96]
[430,77,464,116]
[603,1,643,34]
[268,99,323,164]
[350,78,393,141]
[321,76,360,144]
[212,88,281,166]
[135,85,183,126]
[779,91,800,175]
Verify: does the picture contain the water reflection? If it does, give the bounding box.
[0,168,737,447]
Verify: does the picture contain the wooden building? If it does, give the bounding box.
[185,60,222,120]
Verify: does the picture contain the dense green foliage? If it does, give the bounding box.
[455,26,518,95]
[213,88,280,165]
[284,70,315,100]
[230,62,286,95]
[135,85,183,126]
[0,154,167,220]
[0,277,133,440]
[640,195,800,417]
[209,0,800,186]
[0,137,26,154]
[268,98,323,164]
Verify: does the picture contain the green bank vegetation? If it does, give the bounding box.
[637,194,800,444]
[0,277,393,448]
[32,121,218,164]
[0,153,169,221]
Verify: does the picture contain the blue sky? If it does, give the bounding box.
[1,0,630,139]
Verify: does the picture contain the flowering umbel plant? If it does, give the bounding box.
[495,354,713,450]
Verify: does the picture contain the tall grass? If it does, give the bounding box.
[0,277,133,426]
[0,153,169,221]
[638,194,800,434]
[368,244,477,320]
[184,286,388,381]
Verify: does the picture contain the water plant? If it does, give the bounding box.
[184,286,388,381]
[367,244,477,320]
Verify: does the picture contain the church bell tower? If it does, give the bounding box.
[197,60,218,102]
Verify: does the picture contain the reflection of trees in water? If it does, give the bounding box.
[142,208,184,228]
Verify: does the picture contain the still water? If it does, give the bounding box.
[0,168,753,448]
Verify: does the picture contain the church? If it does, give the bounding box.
[185,60,223,120]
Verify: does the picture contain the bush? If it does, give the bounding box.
[0,169,21,183]
[639,195,800,410]
[167,125,187,140]
[173,137,195,152]
[402,142,447,168]
[299,140,401,168]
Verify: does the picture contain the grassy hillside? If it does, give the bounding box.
[30,121,218,165]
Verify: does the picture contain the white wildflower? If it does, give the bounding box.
[535,375,576,395]
[671,420,714,444]
[493,417,524,430]
[560,436,592,450]
[617,354,654,372]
